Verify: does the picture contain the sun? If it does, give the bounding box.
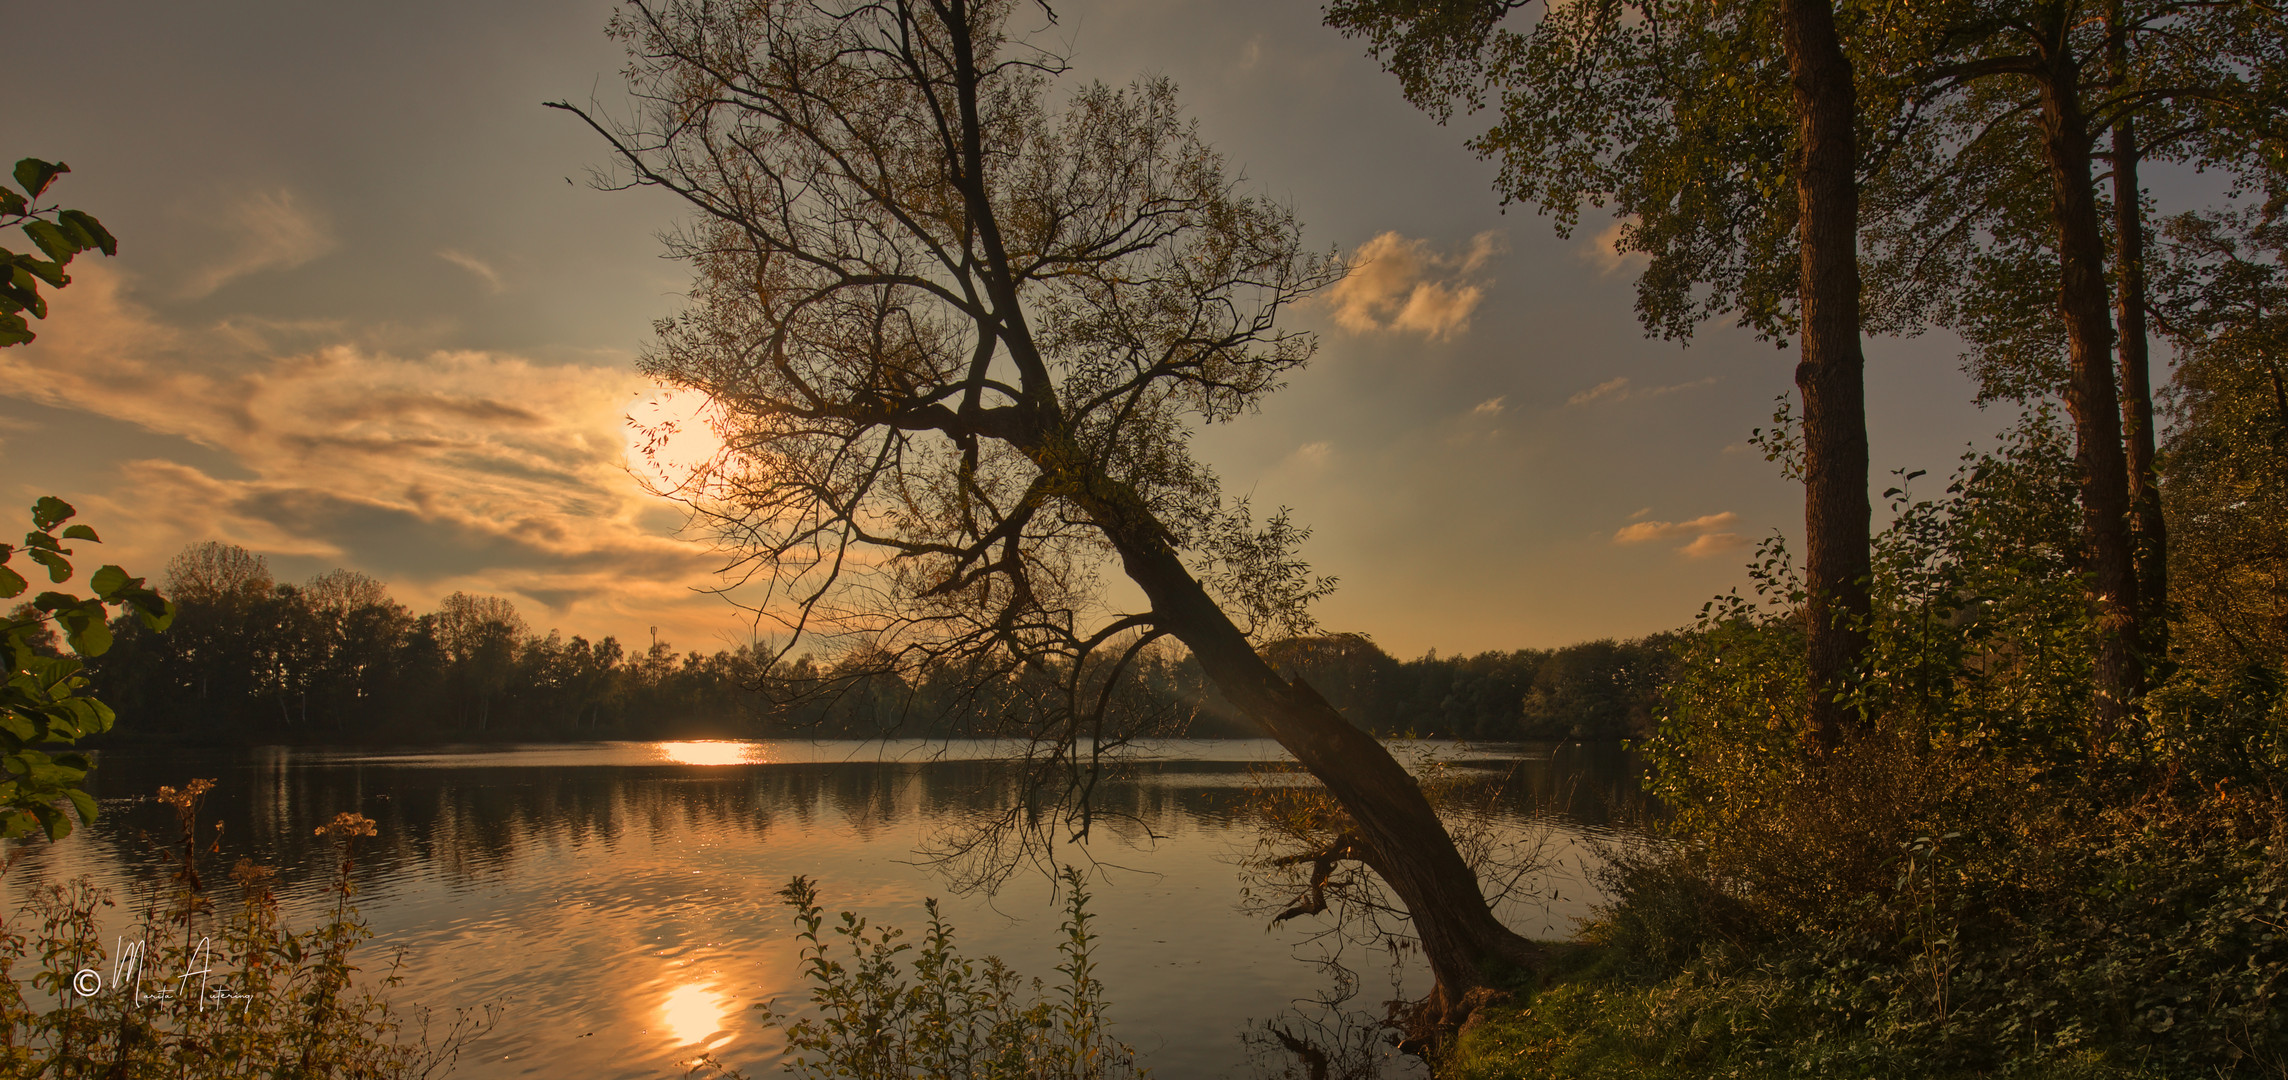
[626,389,728,495]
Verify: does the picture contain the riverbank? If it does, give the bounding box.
[1438,763,2288,1079]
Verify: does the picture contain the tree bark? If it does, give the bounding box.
[2111,107,2167,658]
[1779,0,1872,746]
[2035,62,2143,729]
[1068,477,1543,1022]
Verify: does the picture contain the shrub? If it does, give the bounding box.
[0,780,489,1079]
[705,866,1146,1080]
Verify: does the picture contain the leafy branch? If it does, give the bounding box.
[1,497,173,840]
[0,157,116,347]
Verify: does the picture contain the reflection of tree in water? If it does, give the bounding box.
[1240,943,1424,1080]
[1238,754,1567,956]
[32,750,1303,896]
[1229,750,1630,1066]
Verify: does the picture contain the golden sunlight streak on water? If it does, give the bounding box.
[660,982,735,1049]
[656,741,765,766]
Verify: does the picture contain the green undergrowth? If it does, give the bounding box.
[1435,411,2285,1079]
[1442,781,2288,1080]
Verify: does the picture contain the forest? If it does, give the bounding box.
[47,540,1674,744]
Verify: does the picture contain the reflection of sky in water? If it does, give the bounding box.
[3,740,1642,1079]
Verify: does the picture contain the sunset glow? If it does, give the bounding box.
[626,391,729,498]
[656,741,763,766]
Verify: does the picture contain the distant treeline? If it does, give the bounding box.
[58,542,1672,744]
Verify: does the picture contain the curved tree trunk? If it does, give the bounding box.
[1070,480,1542,1025]
[2035,61,2143,731]
[1779,0,1873,747]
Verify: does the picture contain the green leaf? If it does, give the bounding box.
[57,211,114,257]
[32,801,70,842]
[12,159,66,200]
[60,525,97,542]
[20,219,78,264]
[0,566,23,599]
[31,497,73,530]
[27,548,69,583]
[0,311,30,346]
[65,788,96,827]
[60,613,111,658]
[88,564,127,597]
[1,273,46,319]
[13,254,67,289]
[0,189,23,217]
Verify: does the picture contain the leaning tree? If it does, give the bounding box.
[554,0,1542,1022]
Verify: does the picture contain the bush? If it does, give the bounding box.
[1450,407,2288,1078]
[0,781,488,1079]
[701,866,1146,1080]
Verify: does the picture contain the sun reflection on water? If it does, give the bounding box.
[661,982,734,1049]
[656,740,762,766]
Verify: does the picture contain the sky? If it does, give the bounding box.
[1,0,2019,659]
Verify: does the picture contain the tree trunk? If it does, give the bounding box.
[1778,0,1872,746]
[1072,481,1542,1025]
[2035,63,2143,730]
[2111,105,2167,659]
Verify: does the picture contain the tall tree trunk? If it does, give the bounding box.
[2035,62,2143,730]
[2110,91,2167,660]
[1779,0,1872,746]
[1072,479,1541,1026]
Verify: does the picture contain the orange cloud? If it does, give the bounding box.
[1567,375,1718,407]
[2,265,735,645]
[1584,216,1648,275]
[1679,532,1749,559]
[1613,512,1738,545]
[1613,512,1746,558]
[1326,231,1503,341]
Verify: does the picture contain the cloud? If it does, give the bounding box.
[1326,231,1504,341]
[1613,512,1736,544]
[1239,35,1262,69]
[1584,216,1648,275]
[1471,397,1506,416]
[1566,375,1718,407]
[3,264,721,641]
[437,249,505,293]
[1568,377,1630,407]
[180,189,334,298]
[1613,512,1743,558]
[1288,440,1333,468]
[1678,532,1749,559]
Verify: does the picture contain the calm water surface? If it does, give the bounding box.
[2,739,1642,1079]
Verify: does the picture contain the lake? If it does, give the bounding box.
[0,739,1642,1079]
